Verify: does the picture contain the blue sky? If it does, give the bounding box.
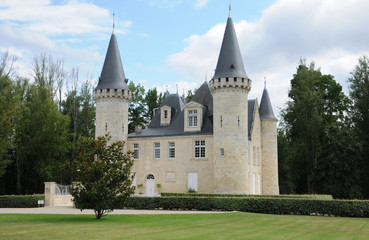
[1,0,369,117]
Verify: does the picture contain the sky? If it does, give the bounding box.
[1,0,369,118]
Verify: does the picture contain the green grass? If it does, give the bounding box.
[1,212,369,239]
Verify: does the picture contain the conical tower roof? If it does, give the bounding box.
[95,33,129,90]
[212,14,248,79]
[259,86,277,120]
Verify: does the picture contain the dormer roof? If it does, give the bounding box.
[212,15,248,80]
[95,33,129,90]
[259,87,277,120]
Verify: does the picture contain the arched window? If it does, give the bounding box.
[147,174,155,180]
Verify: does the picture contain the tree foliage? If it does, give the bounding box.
[68,134,135,219]
[348,55,369,198]
[0,51,18,178]
[280,60,359,198]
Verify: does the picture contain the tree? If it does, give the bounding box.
[128,81,146,133]
[281,60,354,196]
[144,87,165,122]
[348,55,369,198]
[0,51,18,179]
[68,134,135,219]
[14,83,70,193]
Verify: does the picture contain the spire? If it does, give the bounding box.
[259,86,277,120]
[212,10,248,80]
[95,33,129,90]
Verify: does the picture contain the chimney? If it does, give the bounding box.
[135,125,142,133]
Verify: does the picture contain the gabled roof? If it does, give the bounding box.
[259,87,277,120]
[95,33,129,90]
[212,15,248,80]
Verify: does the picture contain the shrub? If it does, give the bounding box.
[160,193,333,200]
[122,196,369,218]
[0,194,45,208]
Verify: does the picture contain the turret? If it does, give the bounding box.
[259,86,279,194]
[209,10,252,193]
[94,33,131,148]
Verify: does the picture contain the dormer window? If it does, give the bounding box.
[160,105,171,126]
[183,101,203,132]
[188,110,198,127]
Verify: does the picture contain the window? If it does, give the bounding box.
[195,140,205,158]
[220,148,224,158]
[188,110,198,127]
[164,110,168,119]
[105,122,108,132]
[133,143,139,159]
[169,142,175,158]
[154,143,160,159]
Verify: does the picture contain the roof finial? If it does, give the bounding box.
[113,12,115,33]
[264,76,267,88]
[229,0,232,17]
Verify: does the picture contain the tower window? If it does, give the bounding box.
[105,122,108,132]
[226,78,229,82]
[234,77,237,82]
[220,148,224,157]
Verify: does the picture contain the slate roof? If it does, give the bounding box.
[95,33,129,90]
[248,99,256,140]
[128,82,213,138]
[259,87,277,120]
[212,14,248,80]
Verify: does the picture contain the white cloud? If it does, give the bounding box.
[149,0,184,8]
[194,0,210,9]
[165,0,369,116]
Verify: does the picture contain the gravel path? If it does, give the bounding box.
[0,206,227,215]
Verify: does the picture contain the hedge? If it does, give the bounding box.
[0,194,45,208]
[121,196,369,218]
[161,193,333,200]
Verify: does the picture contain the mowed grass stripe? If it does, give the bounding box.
[1,212,369,239]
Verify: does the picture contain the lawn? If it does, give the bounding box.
[1,212,368,239]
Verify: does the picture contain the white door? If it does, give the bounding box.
[146,174,155,196]
[188,172,198,192]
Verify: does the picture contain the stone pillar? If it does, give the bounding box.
[44,182,55,206]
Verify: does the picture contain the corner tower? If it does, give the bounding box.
[94,32,131,147]
[259,85,279,194]
[209,11,252,193]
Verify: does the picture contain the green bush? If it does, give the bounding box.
[0,194,45,208]
[122,196,369,218]
[160,193,333,200]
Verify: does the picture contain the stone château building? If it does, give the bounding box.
[94,11,279,196]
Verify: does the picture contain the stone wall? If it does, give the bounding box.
[44,182,73,206]
[128,135,214,195]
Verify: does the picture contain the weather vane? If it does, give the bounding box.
[113,12,115,33]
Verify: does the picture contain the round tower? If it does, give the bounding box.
[209,12,252,193]
[259,86,279,195]
[94,33,131,148]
